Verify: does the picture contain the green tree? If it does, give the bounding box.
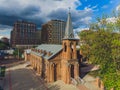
[13,48,22,58]
[0,41,9,49]
[79,14,120,89]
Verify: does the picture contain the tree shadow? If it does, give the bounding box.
[77,50,98,78]
[80,63,95,78]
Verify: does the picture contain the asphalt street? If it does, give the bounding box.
[3,63,47,90]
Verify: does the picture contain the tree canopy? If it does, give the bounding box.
[79,13,120,89]
[0,41,9,50]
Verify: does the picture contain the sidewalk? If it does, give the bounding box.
[82,75,100,90]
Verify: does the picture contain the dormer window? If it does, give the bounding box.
[38,50,40,53]
[43,50,47,56]
[40,49,42,53]
[37,50,39,52]
[41,50,43,53]
[47,51,52,57]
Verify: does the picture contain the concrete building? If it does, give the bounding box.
[25,12,80,84]
[41,20,66,44]
[10,21,41,48]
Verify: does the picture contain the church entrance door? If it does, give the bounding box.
[70,65,74,78]
[53,64,57,81]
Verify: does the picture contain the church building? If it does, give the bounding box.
[25,12,80,84]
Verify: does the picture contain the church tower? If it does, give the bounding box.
[61,11,79,84]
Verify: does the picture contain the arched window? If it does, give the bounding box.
[70,64,74,78]
[70,42,74,52]
[64,43,67,52]
[70,42,74,59]
[53,63,57,81]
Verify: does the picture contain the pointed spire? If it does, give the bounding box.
[64,9,74,39]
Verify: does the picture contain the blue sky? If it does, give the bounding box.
[0,0,120,38]
[76,0,120,22]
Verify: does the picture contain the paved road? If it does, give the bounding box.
[3,63,47,90]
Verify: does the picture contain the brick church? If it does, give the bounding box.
[25,12,80,84]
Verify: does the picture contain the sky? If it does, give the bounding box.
[0,0,120,39]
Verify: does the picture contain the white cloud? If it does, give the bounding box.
[84,5,98,12]
[106,17,117,23]
[0,0,93,24]
[84,7,92,12]
[0,0,82,21]
[74,27,89,32]
[0,0,95,38]
[91,5,98,9]
[80,16,92,24]
[37,0,81,21]
[18,0,80,15]
[116,5,120,11]
[0,0,94,27]
[0,29,12,39]
[0,24,12,38]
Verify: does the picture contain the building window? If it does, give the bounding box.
[70,64,74,78]
[64,43,67,52]
[70,42,74,52]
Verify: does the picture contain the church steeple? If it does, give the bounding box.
[64,11,74,39]
[62,10,79,83]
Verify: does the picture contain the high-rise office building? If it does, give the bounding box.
[41,20,66,44]
[10,21,41,48]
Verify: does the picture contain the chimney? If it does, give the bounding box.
[43,50,46,56]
